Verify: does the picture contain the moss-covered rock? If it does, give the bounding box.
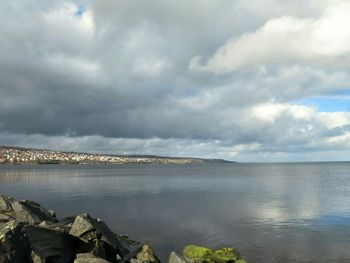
[182,245,246,263]
[211,247,240,263]
[183,245,212,259]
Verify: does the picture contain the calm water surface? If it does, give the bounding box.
[1,163,350,263]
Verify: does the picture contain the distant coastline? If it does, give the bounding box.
[0,145,235,165]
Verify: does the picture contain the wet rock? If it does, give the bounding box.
[25,224,78,263]
[69,213,120,261]
[69,213,118,249]
[0,221,31,263]
[168,252,189,263]
[115,234,143,258]
[74,253,110,263]
[11,200,57,224]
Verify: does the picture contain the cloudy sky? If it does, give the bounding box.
[1,0,350,162]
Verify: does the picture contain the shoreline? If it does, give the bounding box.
[0,194,247,263]
[0,145,234,165]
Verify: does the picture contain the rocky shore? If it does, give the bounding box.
[0,194,247,263]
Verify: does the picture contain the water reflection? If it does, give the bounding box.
[1,163,350,262]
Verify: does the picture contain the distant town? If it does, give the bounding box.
[0,145,232,165]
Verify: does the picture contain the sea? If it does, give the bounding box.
[1,162,350,263]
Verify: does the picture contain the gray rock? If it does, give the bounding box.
[69,213,121,261]
[11,200,57,224]
[39,220,72,233]
[0,212,14,223]
[115,234,143,258]
[0,195,15,223]
[69,213,118,249]
[0,195,15,212]
[121,244,160,263]
[135,244,161,263]
[74,253,110,263]
[0,195,161,263]
[119,245,143,263]
[25,225,78,263]
[168,252,189,263]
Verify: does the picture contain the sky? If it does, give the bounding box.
[1,0,350,162]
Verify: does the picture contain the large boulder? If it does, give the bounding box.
[69,213,117,248]
[25,224,79,263]
[69,213,120,261]
[11,200,57,224]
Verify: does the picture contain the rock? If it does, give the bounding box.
[39,220,72,233]
[49,209,56,218]
[211,248,240,263]
[182,245,211,263]
[69,213,120,261]
[74,253,110,263]
[25,224,79,263]
[0,212,14,223]
[69,213,118,249]
[0,221,31,263]
[0,194,183,263]
[115,234,143,258]
[59,216,76,228]
[119,244,143,263]
[0,195,16,223]
[135,244,160,263]
[168,251,189,263]
[0,195,15,212]
[11,200,57,224]
[182,245,242,263]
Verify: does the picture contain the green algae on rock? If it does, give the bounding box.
[183,245,212,260]
[182,245,246,263]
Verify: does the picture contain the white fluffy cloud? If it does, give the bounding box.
[190,0,350,73]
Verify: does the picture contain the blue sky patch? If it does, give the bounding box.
[74,5,86,17]
[297,97,350,112]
